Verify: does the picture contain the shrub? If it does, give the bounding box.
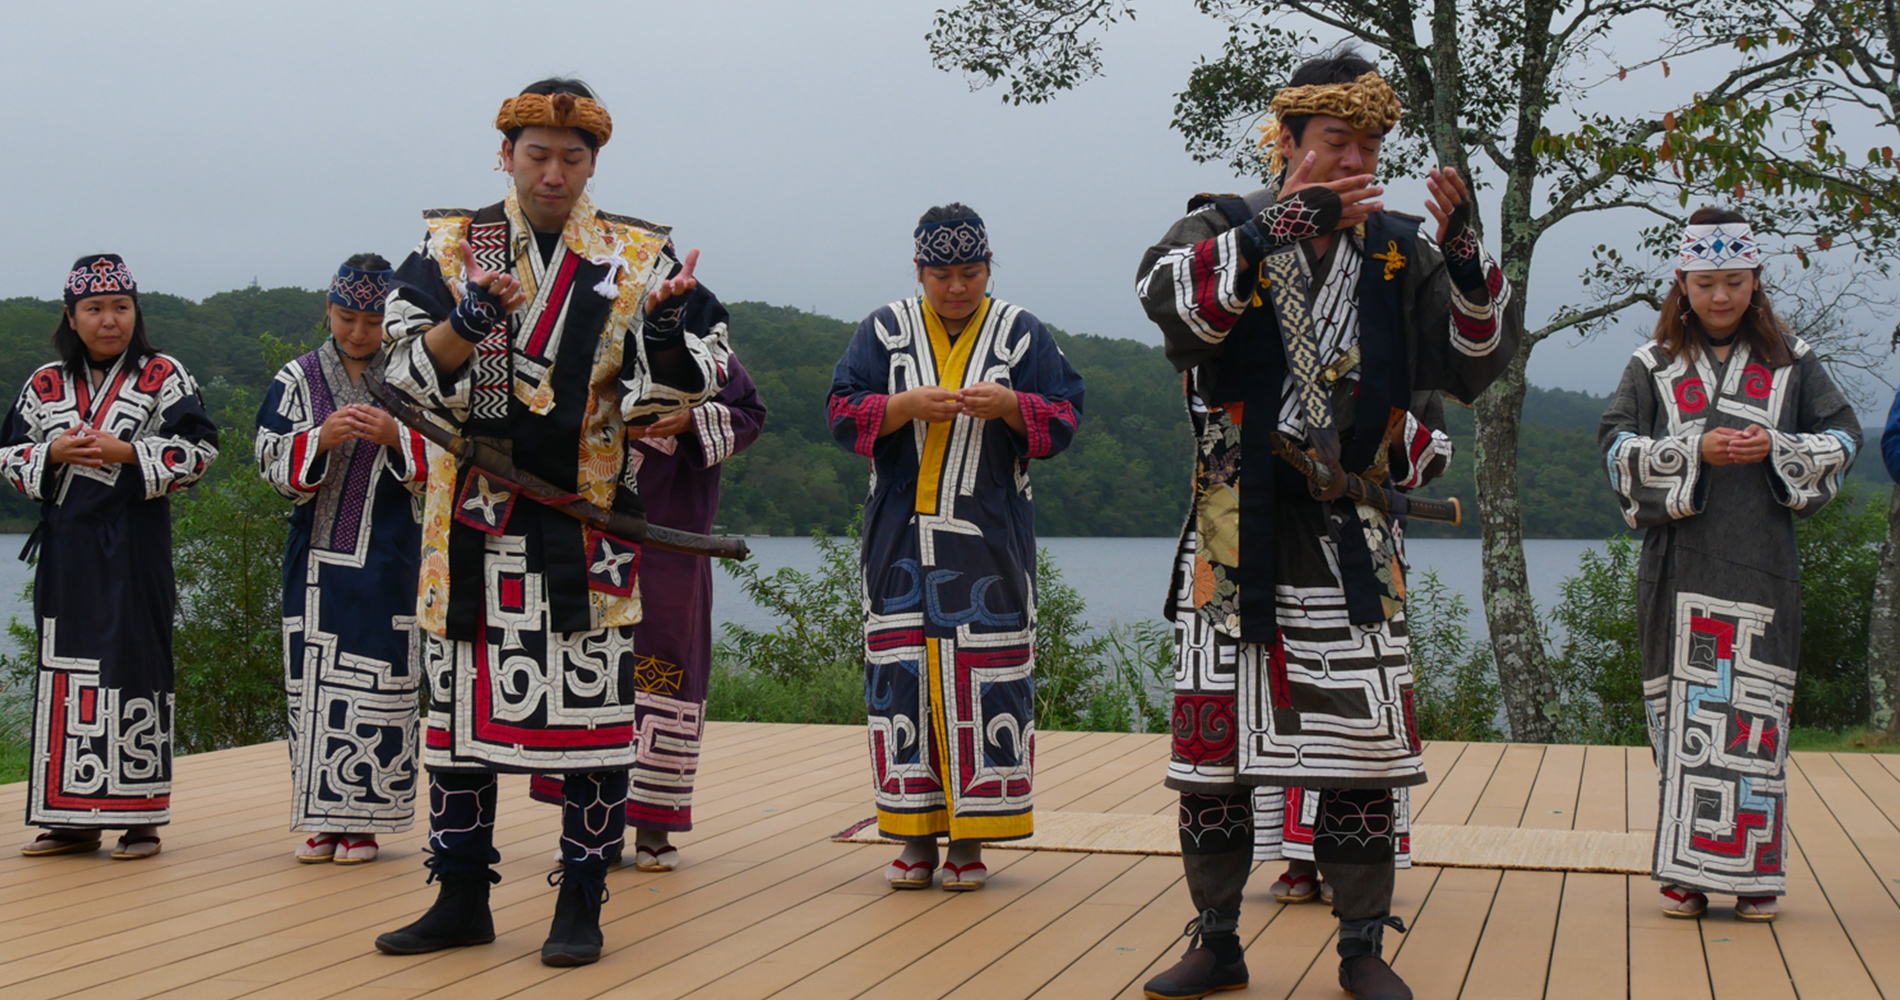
[1405,569,1505,742]
[1793,484,1883,729]
[1546,535,1647,746]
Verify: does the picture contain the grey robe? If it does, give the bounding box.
[1601,335,1858,896]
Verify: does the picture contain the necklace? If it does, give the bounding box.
[1705,330,1738,348]
[334,339,377,362]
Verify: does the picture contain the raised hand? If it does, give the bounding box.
[461,244,526,313]
[648,248,701,312]
[1425,167,1472,245]
[1281,151,1383,231]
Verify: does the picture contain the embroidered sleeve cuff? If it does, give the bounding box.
[828,393,888,458]
[691,402,737,467]
[1449,262,1509,358]
[0,443,49,501]
[390,427,429,484]
[1764,428,1857,512]
[1014,391,1077,459]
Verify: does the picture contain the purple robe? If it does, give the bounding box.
[530,357,764,830]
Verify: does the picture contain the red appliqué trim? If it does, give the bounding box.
[1014,392,1076,459]
[828,393,888,457]
[1190,238,1244,332]
[1674,378,1709,415]
[1741,363,1773,400]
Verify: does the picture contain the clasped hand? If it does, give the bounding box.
[1701,424,1771,466]
[318,404,402,453]
[48,423,134,468]
[893,383,1017,424]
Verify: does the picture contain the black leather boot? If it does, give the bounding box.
[540,863,611,967]
[1337,915,1411,1000]
[1141,909,1248,999]
[374,866,500,954]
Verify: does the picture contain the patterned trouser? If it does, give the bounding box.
[427,769,629,872]
[1180,788,1398,865]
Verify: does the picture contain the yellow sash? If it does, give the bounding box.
[913,295,991,516]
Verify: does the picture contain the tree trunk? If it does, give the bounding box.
[1472,295,1559,743]
[1869,483,1900,735]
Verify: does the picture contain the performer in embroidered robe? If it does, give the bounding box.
[1133,53,1518,1000]
[256,255,427,865]
[527,356,765,870]
[1601,208,1857,924]
[372,78,730,967]
[830,205,1084,892]
[6,255,219,862]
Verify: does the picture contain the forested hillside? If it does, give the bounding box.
[2,287,1876,537]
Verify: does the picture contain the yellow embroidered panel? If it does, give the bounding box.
[913,296,991,517]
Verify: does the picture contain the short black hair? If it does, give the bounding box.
[1282,48,1381,147]
[343,252,391,271]
[506,77,603,151]
[918,202,980,226]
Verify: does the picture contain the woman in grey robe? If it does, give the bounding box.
[1601,208,1858,923]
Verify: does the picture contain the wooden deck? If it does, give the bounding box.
[5,727,1900,999]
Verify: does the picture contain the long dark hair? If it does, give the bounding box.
[53,301,156,377]
[1653,206,1792,367]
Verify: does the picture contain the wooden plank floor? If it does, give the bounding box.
[3,727,1897,999]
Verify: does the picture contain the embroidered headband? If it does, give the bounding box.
[914,216,992,267]
[63,254,138,307]
[1678,222,1761,271]
[327,261,392,313]
[1259,71,1404,175]
[495,92,613,147]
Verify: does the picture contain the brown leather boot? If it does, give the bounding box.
[1142,910,1248,1000]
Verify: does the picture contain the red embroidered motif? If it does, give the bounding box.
[137,357,174,394]
[1674,378,1709,414]
[1742,363,1773,400]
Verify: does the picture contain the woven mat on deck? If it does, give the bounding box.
[832,812,1651,874]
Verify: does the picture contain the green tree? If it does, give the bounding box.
[925,0,1838,740]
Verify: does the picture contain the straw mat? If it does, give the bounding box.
[832,811,1651,874]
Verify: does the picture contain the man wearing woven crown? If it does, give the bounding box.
[372,77,731,967]
[1135,50,1520,1000]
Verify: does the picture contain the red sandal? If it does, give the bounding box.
[885,858,936,889]
[1270,870,1322,904]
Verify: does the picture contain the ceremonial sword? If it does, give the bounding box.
[365,378,751,562]
[1269,431,1463,526]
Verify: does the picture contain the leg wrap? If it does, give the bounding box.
[426,769,499,875]
[560,770,629,866]
[1180,791,1254,915]
[1310,787,1398,925]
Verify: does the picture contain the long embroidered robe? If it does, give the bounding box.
[384,189,730,774]
[256,341,428,832]
[0,352,219,827]
[529,357,766,829]
[1601,335,1857,896]
[1138,197,1517,793]
[829,296,1084,842]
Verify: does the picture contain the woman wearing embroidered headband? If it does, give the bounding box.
[829,204,1084,892]
[256,254,428,865]
[1601,207,1859,923]
[7,254,220,861]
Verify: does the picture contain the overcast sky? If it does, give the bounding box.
[2,0,1890,406]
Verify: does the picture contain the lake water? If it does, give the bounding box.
[0,534,1605,641]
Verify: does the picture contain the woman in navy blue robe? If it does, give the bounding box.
[828,205,1083,891]
[257,256,428,864]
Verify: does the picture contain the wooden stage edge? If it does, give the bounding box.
[3,725,1898,1000]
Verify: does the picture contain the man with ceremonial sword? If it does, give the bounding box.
[1134,50,1520,1000]
[370,77,737,968]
